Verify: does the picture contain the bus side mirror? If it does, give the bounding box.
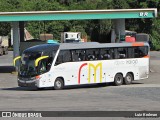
[13,56,21,66]
[35,56,49,67]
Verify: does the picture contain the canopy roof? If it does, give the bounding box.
[0,8,157,22]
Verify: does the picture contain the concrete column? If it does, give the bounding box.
[12,22,20,68]
[19,21,25,42]
[111,29,116,43]
[112,19,125,42]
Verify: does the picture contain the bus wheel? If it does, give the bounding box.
[54,78,64,90]
[124,73,133,85]
[114,73,123,86]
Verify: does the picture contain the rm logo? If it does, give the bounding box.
[88,63,102,83]
[78,62,102,84]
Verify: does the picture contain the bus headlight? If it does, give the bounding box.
[35,75,41,80]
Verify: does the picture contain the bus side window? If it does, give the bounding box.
[118,48,127,59]
[71,50,79,61]
[46,57,53,71]
[93,49,99,60]
[134,47,139,58]
[134,47,148,58]
[78,50,86,61]
[71,50,86,62]
[114,48,119,59]
[99,49,105,60]
[139,46,148,57]
[39,57,53,73]
[100,48,111,60]
[39,59,47,73]
[55,52,63,65]
[127,47,134,58]
[109,49,114,59]
[55,50,71,65]
[78,53,83,61]
[86,49,98,61]
[63,50,71,62]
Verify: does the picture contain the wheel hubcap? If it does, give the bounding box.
[117,77,122,83]
[56,81,61,88]
[127,76,131,82]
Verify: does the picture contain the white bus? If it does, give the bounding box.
[14,42,149,90]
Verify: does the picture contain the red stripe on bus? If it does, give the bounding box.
[78,63,87,84]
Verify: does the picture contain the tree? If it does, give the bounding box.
[0,0,159,50]
[112,0,129,9]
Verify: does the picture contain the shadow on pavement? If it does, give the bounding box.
[1,87,39,91]
[64,83,109,90]
[1,82,144,91]
[0,66,15,73]
[63,82,144,90]
[1,84,109,91]
[131,82,144,85]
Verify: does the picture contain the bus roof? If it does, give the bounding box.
[23,42,149,54]
[59,42,149,50]
[23,44,59,53]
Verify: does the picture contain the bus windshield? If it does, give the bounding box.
[19,50,57,78]
[19,52,41,77]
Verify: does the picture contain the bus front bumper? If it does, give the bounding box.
[18,79,37,87]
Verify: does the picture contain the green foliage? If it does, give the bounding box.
[151,15,160,50]
[0,23,11,36]
[150,31,160,50]
[0,0,159,49]
[112,0,129,9]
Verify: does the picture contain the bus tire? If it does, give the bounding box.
[124,73,133,85]
[114,73,123,86]
[54,78,64,90]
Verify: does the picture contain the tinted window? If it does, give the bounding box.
[55,46,148,64]
[100,48,112,60]
[71,50,86,61]
[139,46,148,57]
[134,46,148,58]
[55,50,71,65]
[127,47,134,58]
[22,52,41,61]
[117,48,127,59]
[38,57,53,74]
[86,49,99,61]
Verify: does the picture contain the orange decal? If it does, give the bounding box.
[132,42,144,46]
[143,55,150,58]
